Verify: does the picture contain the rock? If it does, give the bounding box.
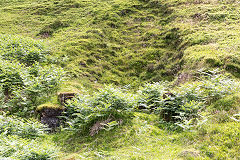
[37,92,77,130]
[37,105,64,131]
[58,92,77,105]
[41,116,60,129]
[40,108,62,117]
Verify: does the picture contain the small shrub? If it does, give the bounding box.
[137,82,168,110]
[176,71,240,105]
[0,114,45,139]
[0,134,59,160]
[0,34,48,66]
[157,95,183,122]
[0,60,25,101]
[0,35,65,116]
[137,71,239,129]
[64,85,135,134]
[0,62,64,116]
[156,94,204,126]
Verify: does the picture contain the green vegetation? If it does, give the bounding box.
[64,85,135,134]
[0,114,59,159]
[0,114,45,138]
[1,0,240,86]
[54,113,240,159]
[57,72,239,159]
[0,0,240,159]
[36,103,64,112]
[0,35,64,116]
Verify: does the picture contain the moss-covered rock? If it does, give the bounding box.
[36,103,64,112]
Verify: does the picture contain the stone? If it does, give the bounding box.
[58,92,76,105]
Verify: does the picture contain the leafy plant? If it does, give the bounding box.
[0,113,58,159]
[0,34,48,66]
[0,114,45,139]
[136,71,239,131]
[0,134,59,160]
[0,35,65,116]
[0,60,25,102]
[64,85,135,134]
[179,71,237,105]
[136,82,168,110]
[0,61,64,116]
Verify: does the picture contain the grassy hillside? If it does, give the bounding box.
[55,113,240,159]
[1,0,240,159]
[1,0,240,87]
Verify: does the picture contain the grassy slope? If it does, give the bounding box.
[1,0,240,88]
[1,0,240,159]
[54,112,240,159]
[54,113,197,159]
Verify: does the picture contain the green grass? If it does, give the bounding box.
[1,0,240,159]
[53,113,199,160]
[1,0,240,88]
[0,0,187,87]
[51,112,240,160]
